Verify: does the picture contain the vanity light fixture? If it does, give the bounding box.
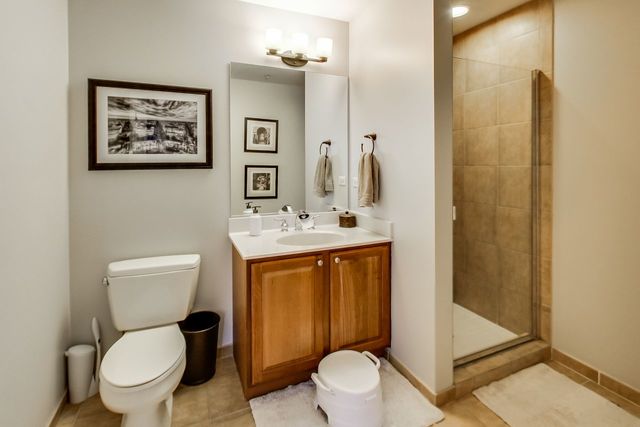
[452,5,469,18]
[265,29,333,67]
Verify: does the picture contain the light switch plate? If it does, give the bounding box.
[338,176,346,186]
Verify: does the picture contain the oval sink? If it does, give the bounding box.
[277,231,344,246]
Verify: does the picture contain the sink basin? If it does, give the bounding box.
[276,231,345,246]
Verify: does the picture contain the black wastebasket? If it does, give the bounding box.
[178,311,220,385]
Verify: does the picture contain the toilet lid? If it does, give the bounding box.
[101,324,185,388]
[318,350,380,394]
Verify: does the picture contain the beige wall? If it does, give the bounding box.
[0,0,70,424]
[68,0,349,350]
[554,0,640,390]
[349,0,454,392]
[453,0,554,341]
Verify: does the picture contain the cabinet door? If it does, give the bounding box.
[250,255,326,385]
[329,245,390,352]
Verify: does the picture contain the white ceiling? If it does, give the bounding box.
[239,0,532,35]
[238,0,367,22]
[230,62,305,86]
[452,0,532,35]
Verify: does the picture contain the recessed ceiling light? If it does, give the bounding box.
[452,5,469,18]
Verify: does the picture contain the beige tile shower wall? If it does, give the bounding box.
[453,0,553,340]
[453,59,533,334]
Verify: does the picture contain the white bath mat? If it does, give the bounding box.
[250,358,444,427]
[473,363,640,427]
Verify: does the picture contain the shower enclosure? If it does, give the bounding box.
[452,57,541,365]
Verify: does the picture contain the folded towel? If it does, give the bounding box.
[324,156,334,193]
[313,156,334,197]
[358,152,379,207]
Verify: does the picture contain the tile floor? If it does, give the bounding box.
[54,356,255,427]
[53,356,640,427]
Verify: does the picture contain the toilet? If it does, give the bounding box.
[99,254,201,427]
[312,350,383,427]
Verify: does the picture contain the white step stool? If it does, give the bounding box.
[312,350,383,427]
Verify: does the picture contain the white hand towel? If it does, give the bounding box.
[358,152,379,207]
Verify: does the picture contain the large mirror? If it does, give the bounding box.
[229,63,348,216]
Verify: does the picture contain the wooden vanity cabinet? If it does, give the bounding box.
[249,254,327,386]
[329,245,391,352]
[233,242,390,399]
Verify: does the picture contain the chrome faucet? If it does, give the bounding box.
[295,211,319,231]
[274,217,289,232]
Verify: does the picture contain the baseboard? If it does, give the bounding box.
[551,348,640,406]
[386,352,455,406]
[218,343,233,359]
[47,389,68,427]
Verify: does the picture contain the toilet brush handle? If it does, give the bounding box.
[311,373,334,395]
[362,351,381,370]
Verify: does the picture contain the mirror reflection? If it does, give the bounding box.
[229,63,348,216]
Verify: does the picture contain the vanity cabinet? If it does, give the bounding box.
[232,243,390,399]
[329,245,391,352]
[249,255,326,386]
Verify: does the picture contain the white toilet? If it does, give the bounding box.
[99,254,201,427]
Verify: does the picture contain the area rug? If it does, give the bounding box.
[250,358,444,427]
[473,363,640,426]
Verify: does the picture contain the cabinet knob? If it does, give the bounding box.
[334,257,341,264]
[317,259,323,267]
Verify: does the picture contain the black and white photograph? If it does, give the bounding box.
[244,165,278,199]
[244,117,278,153]
[107,97,197,155]
[89,79,212,170]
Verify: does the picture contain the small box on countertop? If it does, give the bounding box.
[339,212,357,228]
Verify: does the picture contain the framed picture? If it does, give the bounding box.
[88,79,212,170]
[244,117,278,153]
[244,165,278,199]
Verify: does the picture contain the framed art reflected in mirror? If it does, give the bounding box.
[244,165,278,199]
[244,117,278,153]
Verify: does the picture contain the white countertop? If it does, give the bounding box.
[229,224,392,260]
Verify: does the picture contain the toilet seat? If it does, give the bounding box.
[101,324,185,388]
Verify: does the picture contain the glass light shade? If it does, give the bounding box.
[316,37,333,58]
[265,28,283,51]
[291,33,309,55]
[452,5,469,18]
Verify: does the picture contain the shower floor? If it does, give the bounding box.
[453,303,518,360]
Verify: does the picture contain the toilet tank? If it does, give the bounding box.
[106,254,200,331]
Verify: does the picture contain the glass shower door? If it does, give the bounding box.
[452,57,540,364]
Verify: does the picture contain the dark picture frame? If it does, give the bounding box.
[88,78,213,170]
[244,117,278,153]
[244,165,278,199]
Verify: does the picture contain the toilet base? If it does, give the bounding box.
[100,353,185,427]
[121,395,173,427]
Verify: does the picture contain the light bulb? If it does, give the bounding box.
[452,6,469,18]
[291,33,309,55]
[265,28,283,52]
[316,37,333,59]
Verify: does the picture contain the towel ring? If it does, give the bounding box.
[319,140,331,157]
[361,133,377,154]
